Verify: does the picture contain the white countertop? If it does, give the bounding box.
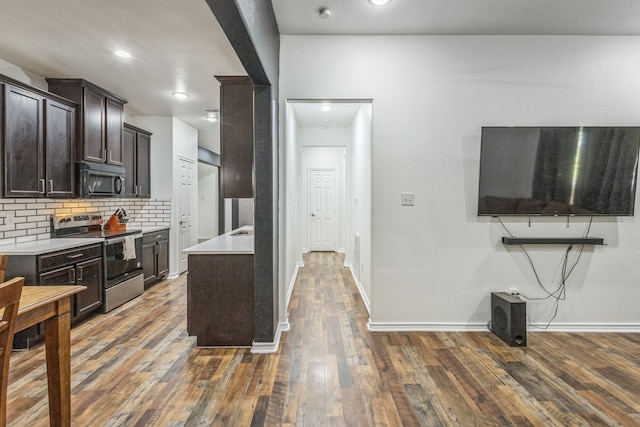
[0,237,105,255]
[141,226,170,234]
[182,226,254,255]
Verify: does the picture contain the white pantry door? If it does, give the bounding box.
[178,157,196,273]
[308,168,336,251]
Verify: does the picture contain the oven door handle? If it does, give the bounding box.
[106,233,143,245]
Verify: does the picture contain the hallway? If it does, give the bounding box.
[6,252,640,426]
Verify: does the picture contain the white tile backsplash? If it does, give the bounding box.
[0,197,171,245]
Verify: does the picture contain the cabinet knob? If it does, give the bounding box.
[39,179,46,194]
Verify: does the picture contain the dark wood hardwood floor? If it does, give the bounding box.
[7,252,640,426]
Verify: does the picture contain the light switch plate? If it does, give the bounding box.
[401,192,415,206]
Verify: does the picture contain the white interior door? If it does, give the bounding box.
[178,157,196,273]
[308,168,336,251]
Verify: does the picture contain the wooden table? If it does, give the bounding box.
[15,285,86,427]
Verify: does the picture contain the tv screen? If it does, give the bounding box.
[478,127,640,216]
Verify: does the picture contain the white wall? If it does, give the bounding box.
[280,35,640,330]
[131,116,199,277]
[282,103,300,311]
[198,164,218,239]
[348,104,373,307]
[0,58,47,90]
[130,117,174,200]
[238,198,254,226]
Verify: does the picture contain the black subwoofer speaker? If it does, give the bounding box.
[490,292,526,347]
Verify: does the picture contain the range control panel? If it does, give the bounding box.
[51,212,104,230]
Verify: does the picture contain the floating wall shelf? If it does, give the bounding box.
[501,237,605,245]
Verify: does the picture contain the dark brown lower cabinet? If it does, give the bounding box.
[187,254,254,346]
[39,257,103,322]
[7,243,103,348]
[142,229,170,289]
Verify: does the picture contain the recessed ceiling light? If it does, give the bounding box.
[204,109,219,122]
[113,50,132,58]
[319,104,332,112]
[369,0,392,5]
[172,92,190,100]
[319,8,331,19]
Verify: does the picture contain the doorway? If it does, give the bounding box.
[281,99,373,314]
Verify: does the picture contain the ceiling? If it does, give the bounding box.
[0,0,245,144]
[290,102,364,128]
[1,0,639,144]
[272,0,640,36]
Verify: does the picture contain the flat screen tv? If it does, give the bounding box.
[478,127,640,216]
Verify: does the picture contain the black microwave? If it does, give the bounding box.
[76,162,125,197]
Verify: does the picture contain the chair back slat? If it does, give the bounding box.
[0,275,25,427]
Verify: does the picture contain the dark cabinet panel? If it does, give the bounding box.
[123,125,137,197]
[136,130,151,197]
[216,76,254,198]
[83,88,106,162]
[37,243,103,325]
[39,265,75,287]
[2,81,75,198]
[187,254,254,346]
[142,241,157,287]
[45,99,75,197]
[156,238,169,278]
[105,98,124,166]
[142,229,169,289]
[75,257,103,320]
[123,123,151,198]
[47,78,127,166]
[4,84,44,197]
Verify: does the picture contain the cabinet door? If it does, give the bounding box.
[45,99,75,197]
[142,242,157,288]
[75,257,103,320]
[122,125,137,196]
[156,239,169,278]
[105,98,124,166]
[136,131,151,197]
[4,84,44,197]
[39,265,77,322]
[217,76,254,198]
[83,88,106,163]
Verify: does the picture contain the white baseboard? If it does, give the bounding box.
[368,322,489,332]
[367,321,640,333]
[287,261,304,307]
[251,320,290,353]
[166,272,180,280]
[344,261,370,315]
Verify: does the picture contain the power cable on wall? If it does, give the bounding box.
[497,216,593,329]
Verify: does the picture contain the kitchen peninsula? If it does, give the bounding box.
[183,226,254,346]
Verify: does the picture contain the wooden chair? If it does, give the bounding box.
[0,254,7,283]
[0,276,25,427]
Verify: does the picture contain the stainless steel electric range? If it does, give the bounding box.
[51,212,144,312]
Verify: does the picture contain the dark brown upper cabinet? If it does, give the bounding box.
[46,78,127,166]
[123,123,152,198]
[2,79,75,198]
[216,76,254,198]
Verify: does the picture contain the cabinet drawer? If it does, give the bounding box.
[143,229,169,244]
[38,243,102,271]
